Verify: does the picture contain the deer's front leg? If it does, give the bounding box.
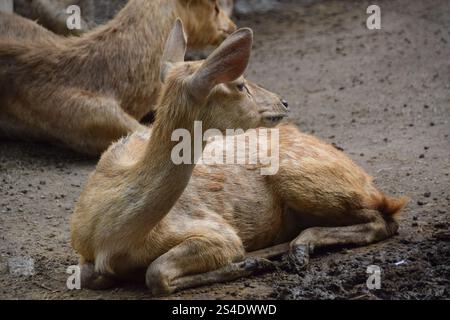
[145,235,274,296]
[246,242,309,273]
[79,263,117,290]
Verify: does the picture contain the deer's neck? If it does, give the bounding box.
[125,90,203,234]
[69,0,176,119]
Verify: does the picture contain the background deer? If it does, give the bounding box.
[0,0,236,155]
[71,21,407,296]
[12,0,235,37]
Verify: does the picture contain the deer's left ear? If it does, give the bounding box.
[160,18,187,83]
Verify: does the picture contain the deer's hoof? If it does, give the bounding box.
[282,244,310,274]
[145,267,174,297]
[80,263,116,290]
[240,257,276,273]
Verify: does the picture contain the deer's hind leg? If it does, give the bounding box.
[145,234,274,296]
[285,209,399,270]
[248,209,399,272]
[59,92,147,155]
[14,87,147,155]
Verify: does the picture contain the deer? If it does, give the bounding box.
[71,20,408,296]
[0,0,237,155]
[13,0,234,37]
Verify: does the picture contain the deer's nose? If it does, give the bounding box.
[281,99,289,109]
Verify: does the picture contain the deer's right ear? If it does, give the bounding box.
[160,18,187,83]
[188,28,253,100]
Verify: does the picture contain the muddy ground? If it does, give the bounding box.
[0,0,449,300]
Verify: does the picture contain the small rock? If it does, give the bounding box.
[7,257,35,276]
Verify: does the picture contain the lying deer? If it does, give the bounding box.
[0,0,236,154]
[13,0,234,36]
[71,20,407,296]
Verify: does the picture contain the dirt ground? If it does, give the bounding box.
[0,0,449,300]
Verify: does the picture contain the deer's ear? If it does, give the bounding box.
[188,28,253,100]
[160,18,187,83]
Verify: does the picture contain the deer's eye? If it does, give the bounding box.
[215,3,220,15]
[236,83,245,92]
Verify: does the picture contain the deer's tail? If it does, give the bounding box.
[377,193,409,219]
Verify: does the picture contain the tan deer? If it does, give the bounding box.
[13,0,234,37]
[71,21,407,296]
[0,0,236,155]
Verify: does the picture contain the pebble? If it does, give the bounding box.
[7,257,35,276]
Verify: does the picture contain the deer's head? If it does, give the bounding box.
[158,19,289,132]
[174,0,237,48]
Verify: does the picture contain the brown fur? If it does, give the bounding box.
[378,193,409,218]
[13,0,234,38]
[71,22,407,296]
[0,0,236,154]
